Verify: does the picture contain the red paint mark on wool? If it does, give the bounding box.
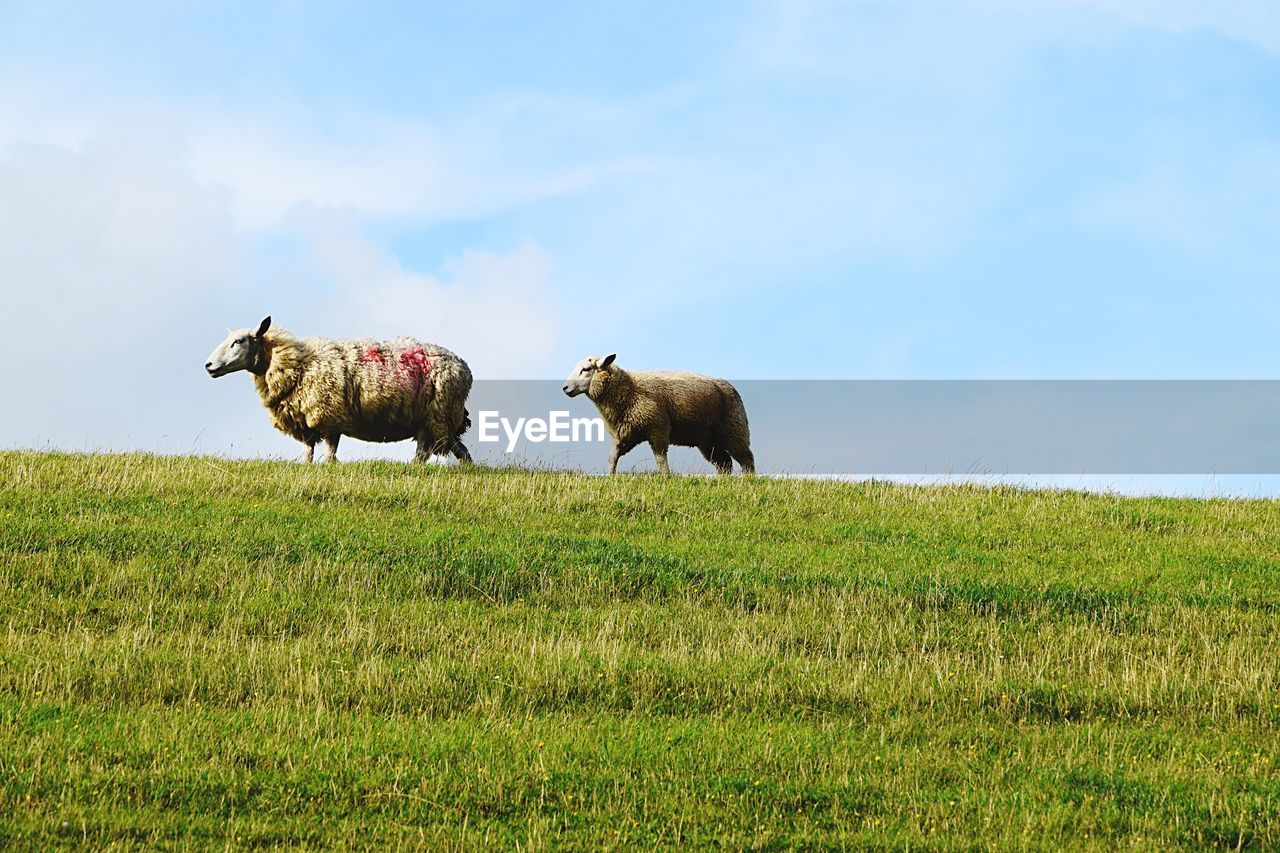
[360,345,384,364]
[398,346,432,386]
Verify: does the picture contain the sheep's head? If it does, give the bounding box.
[205,316,271,378]
[562,353,616,398]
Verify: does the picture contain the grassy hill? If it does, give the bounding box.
[2,451,1278,847]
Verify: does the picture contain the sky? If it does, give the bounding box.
[2,1,1280,479]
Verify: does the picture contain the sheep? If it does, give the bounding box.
[205,316,472,464]
[562,353,755,475]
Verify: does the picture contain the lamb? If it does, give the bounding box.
[205,317,472,464]
[562,353,755,475]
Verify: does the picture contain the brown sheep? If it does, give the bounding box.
[562,354,754,475]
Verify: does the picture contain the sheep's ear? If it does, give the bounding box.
[256,316,271,338]
[600,353,616,368]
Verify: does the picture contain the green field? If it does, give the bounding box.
[2,451,1278,848]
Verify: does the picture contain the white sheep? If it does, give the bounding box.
[205,317,472,463]
[562,353,755,475]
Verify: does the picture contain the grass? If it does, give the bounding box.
[1,450,1279,848]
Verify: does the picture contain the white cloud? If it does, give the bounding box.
[0,76,648,231]
[183,110,643,229]
[286,205,558,378]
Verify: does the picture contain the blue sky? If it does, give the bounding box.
[2,1,1279,468]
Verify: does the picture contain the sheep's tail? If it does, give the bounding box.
[460,408,471,436]
[724,384,752,442]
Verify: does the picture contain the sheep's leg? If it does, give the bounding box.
[323,434,340,463]
[729,445,755,475]
[698,442,732,474]
[608,439,636,474]
[424,412,468,461]
[705,446,733,475]
[650,440,671,474]
[303,442,315,464]
[449,438,473,465]
[414,430,435,463]
[646,424,672,474]
[447,405,473,464]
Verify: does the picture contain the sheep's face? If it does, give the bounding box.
[206,317,271,378]
[562,353,616,398]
